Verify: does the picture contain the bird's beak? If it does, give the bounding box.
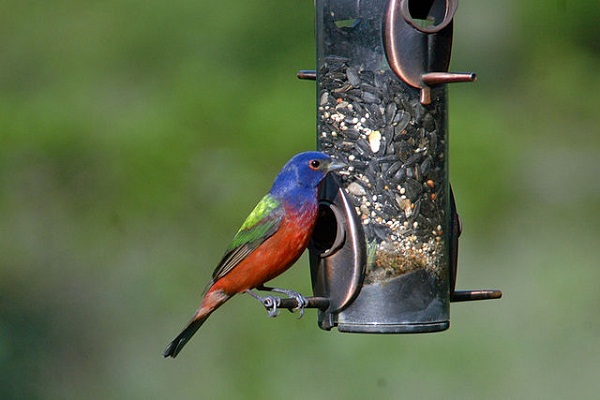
[327,160,346,172]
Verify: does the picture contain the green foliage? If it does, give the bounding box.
[1,0,599,398]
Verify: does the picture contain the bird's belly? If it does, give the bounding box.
[213,212,315,293]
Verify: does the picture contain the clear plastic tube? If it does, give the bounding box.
[314,0,451,332]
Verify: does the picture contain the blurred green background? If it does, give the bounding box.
[1,0,599,399]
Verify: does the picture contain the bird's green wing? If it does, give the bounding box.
[211,194,284,281]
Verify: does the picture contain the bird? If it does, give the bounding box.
[163,151,344,358]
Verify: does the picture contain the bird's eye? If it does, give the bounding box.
[309,159,321,170]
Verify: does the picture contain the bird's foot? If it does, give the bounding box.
[262,295,282,317]
[245,290,282,317]
[257,286,308,319]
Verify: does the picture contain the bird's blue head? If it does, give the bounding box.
[270,151,345,202]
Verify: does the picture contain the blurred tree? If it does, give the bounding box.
[0,0,599,399]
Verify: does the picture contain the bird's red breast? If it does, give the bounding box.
[210,202,317,295]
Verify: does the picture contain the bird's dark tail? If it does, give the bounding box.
[162,314,209,358]
[163,289,231,358]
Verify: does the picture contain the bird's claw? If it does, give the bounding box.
[266,287,308,318]
[289,293,308,319]
[247,287,308,319]
[262,295,281,318]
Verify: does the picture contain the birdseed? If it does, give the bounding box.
[317,59,450,284]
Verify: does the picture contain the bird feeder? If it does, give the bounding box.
[294,0,501,334]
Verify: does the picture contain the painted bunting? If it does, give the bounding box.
[163,151,344,358]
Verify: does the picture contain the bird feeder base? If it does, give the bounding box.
[317,268,449,333]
